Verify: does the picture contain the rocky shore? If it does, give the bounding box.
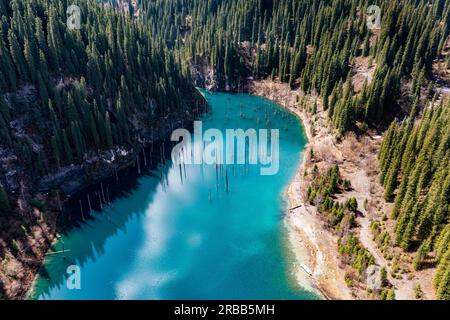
[250,79,435,300]
[0,89,206,300]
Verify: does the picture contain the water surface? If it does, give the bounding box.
[32,91,316,300]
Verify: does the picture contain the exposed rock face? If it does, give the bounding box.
[4,85,39,106]
[188,51,252,93]
[0,79,206,299]
[189,56,219,91]
[0,111,201,300]
[37,165,84,194]
[35,110,194,197]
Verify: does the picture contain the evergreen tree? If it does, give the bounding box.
[386,288,396,300]
[0,184,9,213]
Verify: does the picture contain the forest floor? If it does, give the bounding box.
[250,79,435,300]
[0,208,58,300]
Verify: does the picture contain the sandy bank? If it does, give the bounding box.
[250,79,436,300]
[250,80,353,300]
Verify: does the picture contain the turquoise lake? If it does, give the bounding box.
[32,91,317,300]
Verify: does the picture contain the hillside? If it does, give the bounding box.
[148,0,449,299]
[0,0,205,299]
[0,0,449,300]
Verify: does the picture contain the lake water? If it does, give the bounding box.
[31,91,318,300]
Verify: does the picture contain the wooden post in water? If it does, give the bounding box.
[215,163,219,193]
[87,194,92,213]
[225,167,229,193]
[143,148,147,166]
[137,154,141,175]
[79,200,85,221]
[97,190,103,209]
[149,145,153,165]
[56,191,62,211]
[179,163,183,184]
[106,188,111,204]
[101,182,106,203]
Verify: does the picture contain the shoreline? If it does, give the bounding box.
[26,88,330,300]
[250,80,354,300]
[250,79,436,300]
[21,81,434,300]
[282,110,353,300]
[18,114,206,300]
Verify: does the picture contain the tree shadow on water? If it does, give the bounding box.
[32,142,174,299]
